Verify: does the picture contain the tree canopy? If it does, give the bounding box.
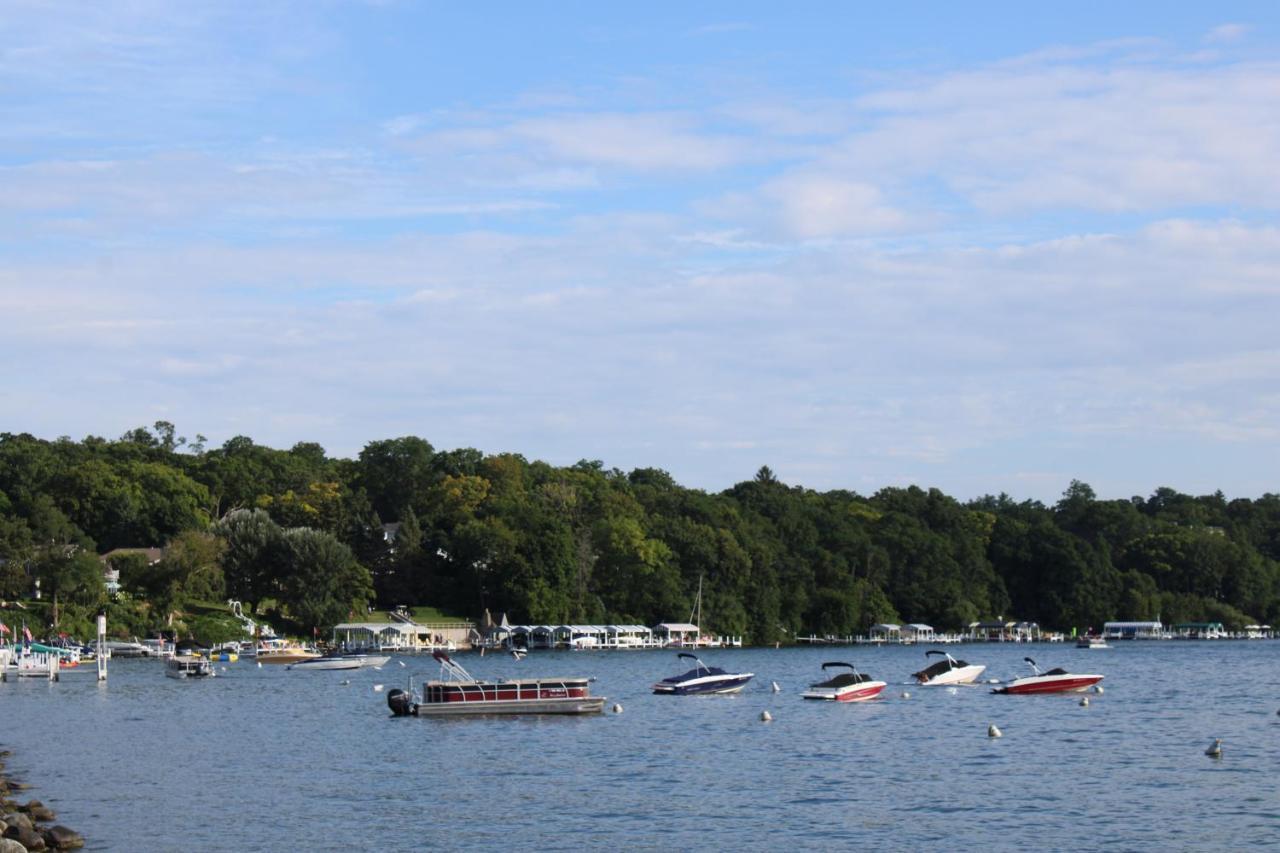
[1,429,1278,642]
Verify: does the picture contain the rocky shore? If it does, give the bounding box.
[0,749,84,852]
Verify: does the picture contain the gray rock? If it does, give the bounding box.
[0,836,28,853]
[42,826,84,850]
[4,813,33,832]
[11,824,43,850]
[27,808,53,823]
[16,803,40,815]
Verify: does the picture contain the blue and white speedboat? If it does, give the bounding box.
[652,653,753,695]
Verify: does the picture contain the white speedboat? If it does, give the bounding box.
[287,652,391,671]
[1076,635,1108,649]
[652,653,753,695]
[801,662,886,702]
[991,657,1103,695]
[912,650,987,685]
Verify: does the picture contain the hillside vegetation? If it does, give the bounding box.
[1,424,1277,642]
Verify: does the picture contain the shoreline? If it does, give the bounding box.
[0,747,85,851]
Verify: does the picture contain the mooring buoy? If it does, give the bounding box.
[760,710,773,722]
[1205,738,1222,757]
[988,724,1002,738]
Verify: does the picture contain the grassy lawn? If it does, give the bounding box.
[359,605,470,624]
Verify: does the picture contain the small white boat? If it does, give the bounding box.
[1076,635,1108,649]
[912,650,987,685]
[287,652,392,671]
[802,662,886,702]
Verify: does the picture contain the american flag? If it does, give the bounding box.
[0,620,9,635]
[23,624,33,643]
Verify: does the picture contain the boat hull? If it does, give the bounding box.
[652,673,754,695]
[802,680,887,702]
[288,654,391,671]
[410,697,606,716]
[391,676,606,716]
[917,664,986,686]
[993,674,1103,694]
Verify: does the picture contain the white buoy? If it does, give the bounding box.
[257,661,262,668]
[612,703,623,714]
[988,724,1002,738]
[771,681,781,693]
[340,679,351,686]
[760,710,773,722]
[373,684,384,692]
[1094,685,1104,694]
[1080,696,1090,707]
[398,660,406,668]
[901,691,910,700]
[1205,738,1222,757]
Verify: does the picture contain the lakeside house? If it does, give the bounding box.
[331,618,476,651]
[99,547,163,595]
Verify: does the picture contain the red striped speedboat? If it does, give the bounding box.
[801,661,886,702]
[991,657,1103,695]
[387,651,605,716]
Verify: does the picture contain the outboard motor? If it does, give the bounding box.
[387,687,415,717]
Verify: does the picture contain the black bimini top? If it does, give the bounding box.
[912,658,970,680]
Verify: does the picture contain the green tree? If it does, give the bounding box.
[277,528,373,629]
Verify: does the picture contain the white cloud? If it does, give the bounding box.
[513,113,748,171]
[761,174,909,238]
[1205,23,1249,43]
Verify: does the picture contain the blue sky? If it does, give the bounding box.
[3,2,1279,503]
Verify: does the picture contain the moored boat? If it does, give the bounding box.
[801,661,886,702]
[288,651,391,671]
[254,638,322,665]
[387,651,605,716]
[912,650,986,685]
[1076,635,1108,649]
[991,657,1103,695]
[652,652,753,695]
[165,654,216,679]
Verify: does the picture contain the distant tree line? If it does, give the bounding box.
[0,425,1277,642]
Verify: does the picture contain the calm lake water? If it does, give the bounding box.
[2,641,1277,851]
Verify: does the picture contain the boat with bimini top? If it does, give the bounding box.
[801,661,886,702]
[387,651,605,716]
[991,657,1104,695]
[912,650,987,685]
[652,652,753,695]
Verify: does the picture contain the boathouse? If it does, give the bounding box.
[1172,621,1226,639]
[869,623,901,642]
[901,623,935,643]
[653,622,700,647]
[1102,621,1163,640]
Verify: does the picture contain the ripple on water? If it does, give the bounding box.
[4,644,1280,849]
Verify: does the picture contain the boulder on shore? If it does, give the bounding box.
[43,825,85,850]
[0,836,29,853]
[7,823,44,850]
[3,812,33,832]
